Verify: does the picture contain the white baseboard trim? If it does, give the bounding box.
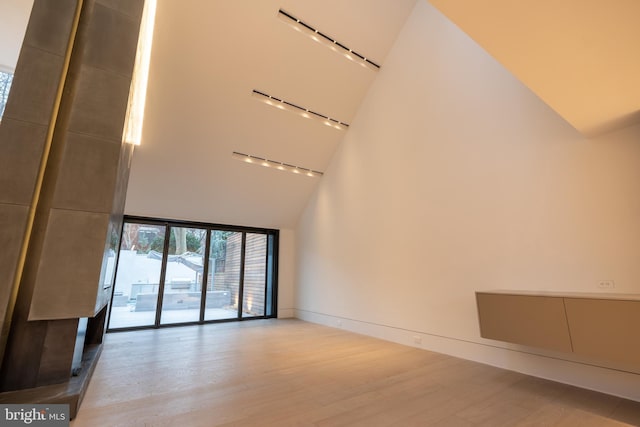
[277,308,295,318]
[294,309,640,402]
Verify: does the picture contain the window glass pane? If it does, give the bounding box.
[204,231,241,321]
[0,71,13,118]
[108,219,278,331]
[242,233,267,318]
[160,227,206,325]
[109,223,166,329]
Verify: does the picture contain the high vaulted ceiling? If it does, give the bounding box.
[119,0,640,229]
[0,0,33,72]
[8,0,637,229]
[429,0,640,136]
[124,0,416,228]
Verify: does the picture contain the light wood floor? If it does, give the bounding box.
[72,319,640,426]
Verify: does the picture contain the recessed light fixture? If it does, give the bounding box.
[232,151,323,178]
[277,9,380,71]
[252,90,349,130]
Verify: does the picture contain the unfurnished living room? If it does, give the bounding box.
[0,0,639,426]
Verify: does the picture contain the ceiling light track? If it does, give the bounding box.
[232,151,323,178]
[277,9,380,71]
[252,90,349,130]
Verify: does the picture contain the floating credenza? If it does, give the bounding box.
[476,290,640,368]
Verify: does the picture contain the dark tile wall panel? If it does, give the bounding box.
[30,209,110,320]
[0,119,48,206]
[52,132,120,213]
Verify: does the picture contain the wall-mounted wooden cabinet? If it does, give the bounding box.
[476,291,640,368]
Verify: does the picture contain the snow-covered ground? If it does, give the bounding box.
[108,306,241,329]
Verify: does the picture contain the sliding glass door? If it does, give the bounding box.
[107,218,278,331]
[242,233,267,318]
[204,231,241,321]
[109,223,166,329]
[159,226,206,325]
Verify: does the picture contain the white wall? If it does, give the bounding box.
[296,0,640,400]
[0,0,33,72]
[277,228,295,318]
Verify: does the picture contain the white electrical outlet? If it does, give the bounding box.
[598,280,615,290]
[336,320,342,327]
[413,335,422,345]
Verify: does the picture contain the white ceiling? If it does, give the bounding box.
[429,0,640,136]
[0,0,33,72]
[125,0,417,229]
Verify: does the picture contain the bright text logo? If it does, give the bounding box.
[0,405,68,426]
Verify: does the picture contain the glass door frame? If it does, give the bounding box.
[106,216,279,332]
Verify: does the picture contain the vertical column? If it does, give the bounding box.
[0,0,79,371]
[0,0,145,391]
[28,0,144,320]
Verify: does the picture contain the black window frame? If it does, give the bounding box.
[106,215,279,332]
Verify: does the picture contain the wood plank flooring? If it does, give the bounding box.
[71,319,640,426]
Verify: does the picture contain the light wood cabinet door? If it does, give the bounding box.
[564,298,640,367]
[476,292,573,353]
